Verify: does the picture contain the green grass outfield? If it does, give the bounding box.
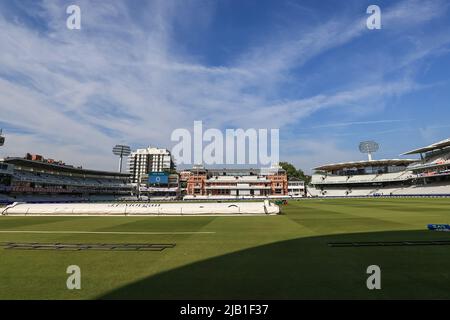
[1,198,450,299]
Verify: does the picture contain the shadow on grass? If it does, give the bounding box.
[100,230,450,299]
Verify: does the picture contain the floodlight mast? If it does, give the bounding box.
[112,145,131,173]
[0,129,5,147]
[359,141,379,161]
[119,156,123,172]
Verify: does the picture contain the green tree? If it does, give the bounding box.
[279,162,311,184]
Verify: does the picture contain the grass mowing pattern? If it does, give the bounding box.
[0,198,449,299]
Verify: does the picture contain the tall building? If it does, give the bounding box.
[128,147,174,184]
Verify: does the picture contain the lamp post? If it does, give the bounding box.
[0,129,5,147]
[359,141,379,161]
[112,145,131,173]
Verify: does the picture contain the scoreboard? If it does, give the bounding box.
[148,172,169,184]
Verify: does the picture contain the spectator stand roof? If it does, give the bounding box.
[402,138,450,155]
[3,157,130,177]
[313,159,417,172]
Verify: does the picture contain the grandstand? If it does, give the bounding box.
[309,138,450,197]
[0,155,132,203]
[403,138,450,182]
[309,159,416,197]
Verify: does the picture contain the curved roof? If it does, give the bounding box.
[402,138,450,155]
[313,159,417,171]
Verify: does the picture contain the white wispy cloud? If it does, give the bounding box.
[311,119,412,129]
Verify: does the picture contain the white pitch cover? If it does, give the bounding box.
[1,201,280,216]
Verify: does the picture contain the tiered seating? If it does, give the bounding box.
[347,174,377,183]
[311,175,348,184]
[409,149,450,170]
[12,171,127,189]
[311,175,326,184]
[424,150,450,165]
[318,188,349,197]
[308,183,450,197]
[347,188,376,196]
[312,171,413,185]
[372,171,411,182]
[306,187,321,197]
[393,184,450,195]
[11,195,87,203]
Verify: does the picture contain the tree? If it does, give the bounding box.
[279,162,311,184]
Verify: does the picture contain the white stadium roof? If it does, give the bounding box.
[313,159,417,171]
[402,138,450,155]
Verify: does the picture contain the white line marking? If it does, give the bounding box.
[0,230,215,235]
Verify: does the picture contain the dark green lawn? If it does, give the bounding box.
[0,198,450,299]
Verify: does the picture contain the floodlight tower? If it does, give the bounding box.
[0,129,4,147]
[359,141,379,161]
[112,144,131,173]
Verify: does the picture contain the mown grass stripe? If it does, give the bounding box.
[0,230,215,235]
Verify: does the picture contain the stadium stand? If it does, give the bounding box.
[309,139,450,197]
[0,155,132,203]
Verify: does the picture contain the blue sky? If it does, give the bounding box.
[0,0,449,172]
